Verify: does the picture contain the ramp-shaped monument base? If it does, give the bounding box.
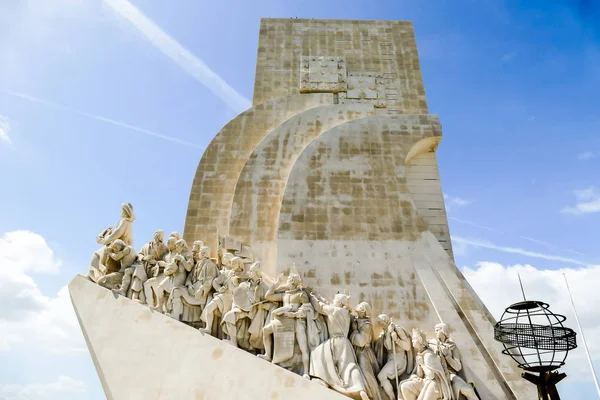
[69,275,348,400]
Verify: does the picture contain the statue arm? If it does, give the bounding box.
[100,219,127,245]
[265,292,283,302]
[383,329,392,350]
[308,292,327,315]
[109,247,130,261]
[181,258,193,272]
[447,346,462,372]
[264,278,285,302]
[396,327,412,352]
[212,274,224,292]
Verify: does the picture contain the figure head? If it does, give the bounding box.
[412,328,428,351]
[199,246,210,260]
[434,323,449,342]
[376,314,391,328]
[170,232,181,241]
[333,293,350,308]
[176,239,188,253]
[192,240,204,253]
[120,203,135,222]
[166,237,177,251]
[109,239,126,252]
[230,256,244,272]
[248,262,262,281]
[152,230,165,243]
[285,273,303,289]
[355,302,371,317]
[221,252,234,269]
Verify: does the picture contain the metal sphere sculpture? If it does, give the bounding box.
[494,300,577,400]
[494,300,577,372]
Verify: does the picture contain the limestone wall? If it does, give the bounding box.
[184,93,332,252]
[253,19,428,115]
[229,103,376,275]
[406,150,453,257]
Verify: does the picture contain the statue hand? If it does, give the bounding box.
[276,273,286,283]
[391,331,398,341]
[218,286,226,294]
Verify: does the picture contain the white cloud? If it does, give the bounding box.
[578,151,597,161]
[103,0,251,113]
[463,262,600,381]
[0,116,12,146]
[0,375,87,400]
[443,194,471,212]
[452,236,589,267]
[3,90,203,149]
[561,186,600,215]
[0,231,85,353]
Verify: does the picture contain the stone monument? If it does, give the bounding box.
[69,18,535,399]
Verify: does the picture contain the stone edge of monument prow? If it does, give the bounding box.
[68,274,349,400]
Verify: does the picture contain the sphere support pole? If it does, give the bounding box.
[522,371,566,400]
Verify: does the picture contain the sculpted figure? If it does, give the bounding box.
[144,236,178,308]
[168,245,218,323]
[258,273,313,377]
[191,240,204,262]
[220,252,234,271]
[308,293,370,400]
[200,256,245,336]
[375,314,414,400]
[97,239,137,290]
[350,302,384,400]
[400,329,452,400]
[155,239,193,312]
[429,323,479,400]
[246,262,277,352]
[116,230,166,301]
[88,203,135,283]
[222,262,272,350]
[170,232,181,241]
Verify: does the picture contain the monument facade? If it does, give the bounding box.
[71,18,535,399]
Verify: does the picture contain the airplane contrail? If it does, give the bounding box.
[452,236,590,267]
[2,89,204,149]
[103,0,251,113]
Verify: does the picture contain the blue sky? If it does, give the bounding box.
[0,0,598,399]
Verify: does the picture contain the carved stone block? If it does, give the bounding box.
[299,56,347,93]
[340,72,387,108]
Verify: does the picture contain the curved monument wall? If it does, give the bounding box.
[184,93,333,252]
[229,103,377,275]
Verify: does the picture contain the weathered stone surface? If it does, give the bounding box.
[253,19,428,115]
[184,93,333,253]
[277,233,533,399]
[69,275,349,400]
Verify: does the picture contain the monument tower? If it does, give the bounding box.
[71,18,535,399]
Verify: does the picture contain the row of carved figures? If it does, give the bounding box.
[87,203,479,400]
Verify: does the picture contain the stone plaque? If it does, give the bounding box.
[339,72,386,108]
[299,56,347,93]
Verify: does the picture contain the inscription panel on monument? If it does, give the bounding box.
[340,72,386,108]
[299,56,347,93]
